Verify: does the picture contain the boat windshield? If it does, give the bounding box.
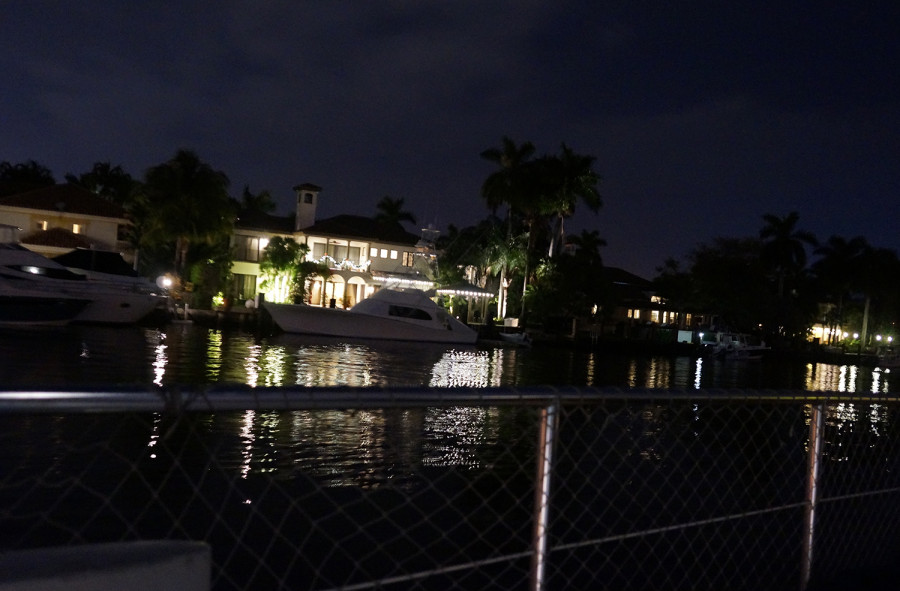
[387,305,432,321]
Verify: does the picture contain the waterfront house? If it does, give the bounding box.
[578,267,706,342]
[0,184,131,259]
[230,184,435,307]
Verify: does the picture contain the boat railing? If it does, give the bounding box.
[2,386,899,591]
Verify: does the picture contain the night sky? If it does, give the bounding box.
[4,2,899,278]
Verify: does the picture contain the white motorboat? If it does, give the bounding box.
[263,288,478,344]
[700,332,769,360]
[0,234,165,325]
[495,331,533,348]
[0,290,91,327]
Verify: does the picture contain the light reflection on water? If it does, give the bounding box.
[1,324,897,488]
[805,363,892,393]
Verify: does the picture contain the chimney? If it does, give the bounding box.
[293,183,321,231]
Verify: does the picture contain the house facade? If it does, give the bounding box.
[0,184,130,258]
[576,267,706,342]
[231,184,436,307]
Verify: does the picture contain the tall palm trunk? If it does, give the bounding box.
[861,295,871,350]
[498,266,507,319]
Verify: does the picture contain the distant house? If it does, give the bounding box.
[230,184,435,307]
[581,267,705,340]
[0,184,130,259]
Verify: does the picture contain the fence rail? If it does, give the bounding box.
[3,387,900,590]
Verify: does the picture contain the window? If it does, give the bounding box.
[388,305,432,321]
[230,274,257,301]
[390,250,398,260]
[304,192,313,204]
[313,243,326,259]
[370,247,378,258]
[36,220,48,231]
[380,249,388,258]
[331,244,348,261]
[402,252,415,267]
[235,235,264,262]
[72,224,82,234]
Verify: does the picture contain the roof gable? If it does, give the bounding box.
[234,209,295,234]
[0,184,126,219]
[302,214,419,244]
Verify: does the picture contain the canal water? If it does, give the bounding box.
[2,324,897,590]
[0,322,893,392]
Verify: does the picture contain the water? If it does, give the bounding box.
[0,323,894,392]
[2,324,898,590]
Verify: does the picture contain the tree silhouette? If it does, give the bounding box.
[239,186,277,214]
[759,211,817,298]
[139,149,234,275]
[374,195,416,226]
[0,160,55,195]
[540,144,602,257]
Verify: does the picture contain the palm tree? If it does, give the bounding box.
[759,211,817,298]
[812,235,868,343]
[478,224,527,319]
[375,195,416,226]
[139,149,234,276]
[0,159,55,185]
[65,162,137,206]
[481,137,537,317]
[853,244,900,349]
[239,186,277,214]
[541,144,603,257]
[567,229,606,266]
[480,136,536,219]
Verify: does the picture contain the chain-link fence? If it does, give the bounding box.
[2,387,900,590]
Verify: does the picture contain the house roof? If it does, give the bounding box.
[603,266,656,304]
[20,227,95,249]
[302,215,419,245]
[234,209,295,234]
[603,267,653,289]
[0,184,126,219]
[0,180,53,197]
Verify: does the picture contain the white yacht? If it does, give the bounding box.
[263,288,478,344]
[0,225,164,325]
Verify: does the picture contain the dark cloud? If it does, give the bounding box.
[3,1,899,277]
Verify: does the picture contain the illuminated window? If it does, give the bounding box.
[380,249,388,258]
[651,310,660,323]
[37,220,48,231]
[72,224,82,234]
[235,235,265,262]
[370,247,378,258]
[402,252,415,267]
[390,250,398,259]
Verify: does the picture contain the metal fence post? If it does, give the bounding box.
[801,402,825,590]
[530,399,560,591]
